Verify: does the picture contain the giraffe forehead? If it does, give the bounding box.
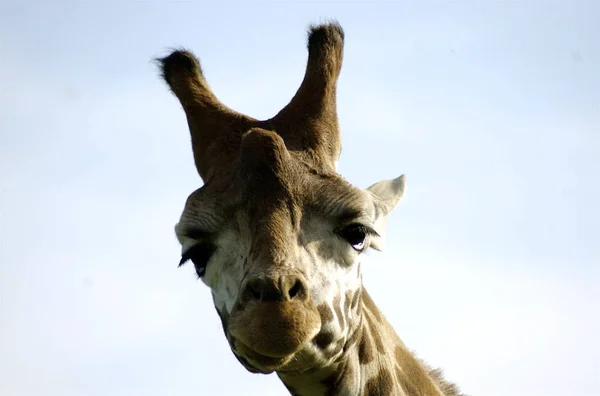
[179,158,367,236]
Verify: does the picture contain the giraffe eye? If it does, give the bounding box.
[179,243,216,278]
[336,224,369,252]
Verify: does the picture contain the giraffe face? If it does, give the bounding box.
[175,129,406,374]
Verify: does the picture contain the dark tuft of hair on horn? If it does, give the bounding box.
[156,49,204,86]
[307,21,345,52]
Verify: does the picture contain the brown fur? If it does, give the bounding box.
[421,362,465,396]
[314,331,335,349]
[318,303,335,323]
[159,21,465,396]
[364,368,394,396]
[358,327,375,365]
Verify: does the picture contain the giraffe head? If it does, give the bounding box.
[159,23,405,375]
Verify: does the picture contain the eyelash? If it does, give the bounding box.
[335,223,376,252]
[179,243,216,278]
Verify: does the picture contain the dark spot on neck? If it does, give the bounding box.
[317,303,334,323]
[358,326,375,365]
[364,368,394,396]
[313,331,335,349]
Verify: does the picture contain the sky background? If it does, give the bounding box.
[1,1,599,396]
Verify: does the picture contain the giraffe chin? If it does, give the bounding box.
[233,340,295,374]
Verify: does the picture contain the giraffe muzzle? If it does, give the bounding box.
[228,273,321,368]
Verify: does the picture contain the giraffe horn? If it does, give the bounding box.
[158,50,257,182]
[268,22,345,172]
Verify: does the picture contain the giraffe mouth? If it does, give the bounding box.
[233,339,295,373]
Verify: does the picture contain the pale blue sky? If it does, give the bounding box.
[1,2,599,396]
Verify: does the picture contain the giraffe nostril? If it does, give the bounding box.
[287,279,305,300]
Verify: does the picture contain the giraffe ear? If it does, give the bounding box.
[365,174,406,251]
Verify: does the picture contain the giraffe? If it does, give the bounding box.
[158,22,464,396]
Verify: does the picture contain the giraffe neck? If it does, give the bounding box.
[277,288,446,396]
